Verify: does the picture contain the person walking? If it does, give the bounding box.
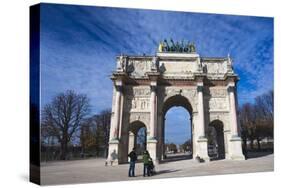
[143,150,151,177]
[128,147,137,177]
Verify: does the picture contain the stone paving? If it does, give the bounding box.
[40,153,274,185]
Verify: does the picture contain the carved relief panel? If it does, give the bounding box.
[203,62,227,74]
[161,86,197,112]
[208,98,229,111]
[207,87,229,112]
[125,86,151,112]
[129,112,150,130]
[209,112,230,131]
[128,59,152,77]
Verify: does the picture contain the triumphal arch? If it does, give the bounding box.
[107,40,245,164]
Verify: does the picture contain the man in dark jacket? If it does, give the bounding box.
[128,147,137,177]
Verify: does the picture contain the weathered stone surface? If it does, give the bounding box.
[108,51,244,164]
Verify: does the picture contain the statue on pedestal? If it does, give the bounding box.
[158,41,164,52]
[117,55,127,72]
[151,56,159,71]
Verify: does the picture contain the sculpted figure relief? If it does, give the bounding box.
[128,97,150,111]
[132,98,137,109]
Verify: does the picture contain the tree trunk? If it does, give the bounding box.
[250,139,254,150]
[257,139,261,151]
[60,140,68,160]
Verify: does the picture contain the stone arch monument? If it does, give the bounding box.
[107,41,245,164]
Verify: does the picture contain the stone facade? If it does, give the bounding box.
[107,51,244,164]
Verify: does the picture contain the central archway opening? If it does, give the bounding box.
[161,95,193,162]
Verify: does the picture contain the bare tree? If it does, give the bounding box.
[255,90,273,121]
[254,90,274,149]
[42,90,90,160]
[97,109,111,156]
[79,109,111,157]
[239,103,256,149]
[180,139,192,152]
[80,117,96,156]
[239,90,274,151]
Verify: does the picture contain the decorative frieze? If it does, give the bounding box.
[132,87,150,96]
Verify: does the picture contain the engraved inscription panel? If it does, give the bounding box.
[162,61,196,74]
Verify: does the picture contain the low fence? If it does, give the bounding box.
[41,145,108,162]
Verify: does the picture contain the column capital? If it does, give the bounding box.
[111,71,127,81]
[115,85,123,92]
[114,79,123,92]
[225,74,239,83]
[197,85,204,92]
[150,85,157,92]
[227,85,235,93]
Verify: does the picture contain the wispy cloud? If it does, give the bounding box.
[40,4,273,142]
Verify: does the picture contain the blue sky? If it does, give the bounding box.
[40,3,273,144]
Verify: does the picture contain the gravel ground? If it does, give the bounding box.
[40,153,274,185]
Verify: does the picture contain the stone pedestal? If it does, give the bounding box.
[107,140,119,165]
[229,136,245,160]
[147,139,158,164]
[128,132,135,152]
[197,137,210,162]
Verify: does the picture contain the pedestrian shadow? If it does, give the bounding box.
[154,169,181,176]
[246,151,273,159]
[209,157,225,161]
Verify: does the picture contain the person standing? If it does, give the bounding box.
[143,150,151,177]
[128,147,137,177]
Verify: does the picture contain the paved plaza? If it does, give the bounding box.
[41,153,274,185]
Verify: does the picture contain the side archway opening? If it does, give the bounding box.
[128,121,147,158]
[207,120,225,160]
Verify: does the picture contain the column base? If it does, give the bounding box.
[196,137,210,162]
[107,139,119,165]
[147,139,158,164]
[229,136,245,160]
